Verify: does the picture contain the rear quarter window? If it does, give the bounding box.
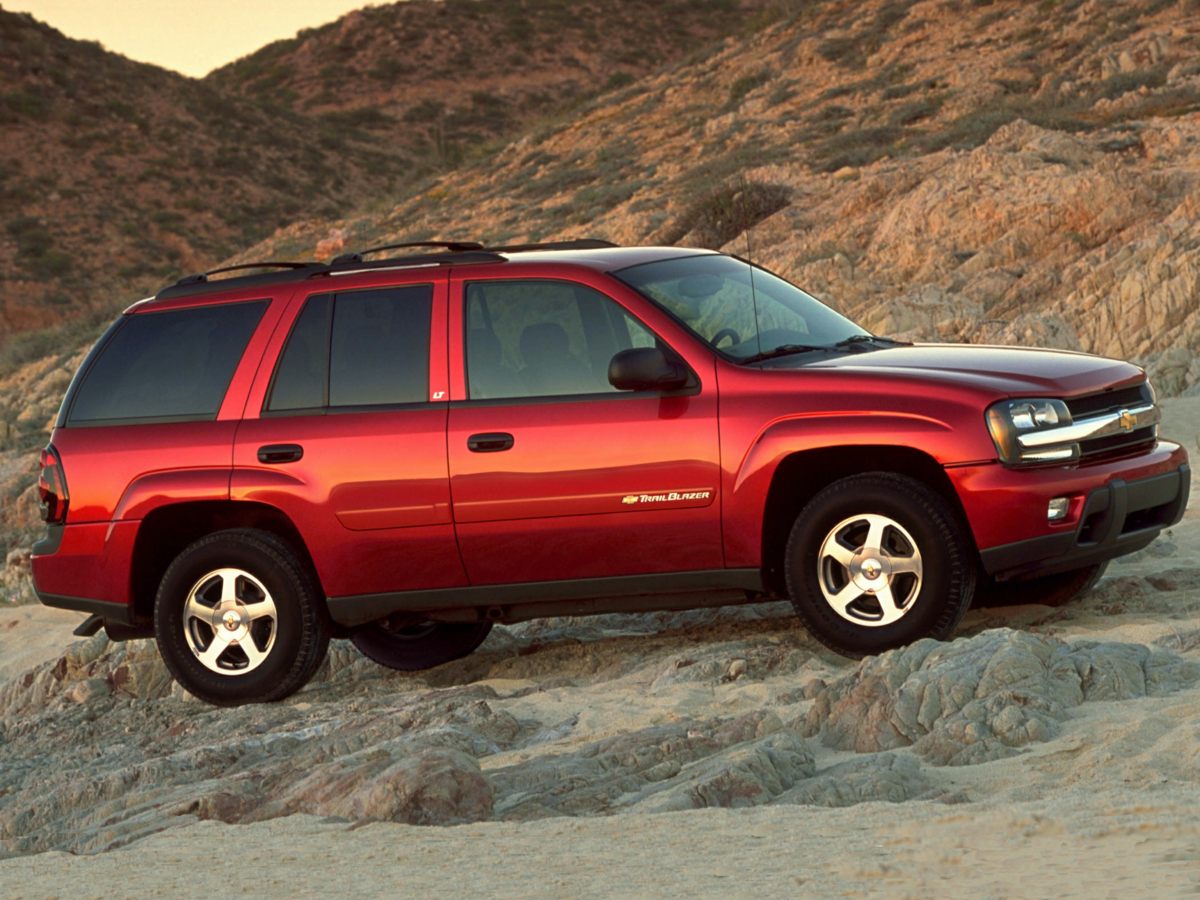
[67,300,267,425]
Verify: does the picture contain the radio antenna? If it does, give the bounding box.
[745,225,763,357]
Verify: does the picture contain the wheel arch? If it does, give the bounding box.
[128,500,323,625]
[758,445,974,595]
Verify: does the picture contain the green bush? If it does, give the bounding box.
[729,69,773,105]
[811,125,904,171]
[663,180,792,248]
[0,89,50,123]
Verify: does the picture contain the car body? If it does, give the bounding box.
[30,241,1190,704]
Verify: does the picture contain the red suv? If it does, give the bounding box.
[31,241,1189,705]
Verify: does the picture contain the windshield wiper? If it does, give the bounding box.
[739,343,830,363]
[833,334,912,348]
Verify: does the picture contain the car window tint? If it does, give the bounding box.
[267,295,331,412]
[329,285,432,407]
[465,281,656,400]
[68,300,266,424]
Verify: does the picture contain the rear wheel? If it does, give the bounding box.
[785,473,975,657]
[974,562,1107,608]
[154,529,330,706]
[351,617,493,671]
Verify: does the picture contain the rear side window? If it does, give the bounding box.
[68,301,267,425]
[267,285,432,413]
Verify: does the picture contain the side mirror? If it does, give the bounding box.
[608,347,690,392]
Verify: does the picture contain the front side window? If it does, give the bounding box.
[68,300,267,425]
[614,254,868,361]
[464,280,656,400]
[267,285,432,413]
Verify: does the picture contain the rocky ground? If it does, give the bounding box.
[1,404,1199,894]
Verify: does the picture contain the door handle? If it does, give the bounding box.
[257,444,304,464]
[467,432,515,453]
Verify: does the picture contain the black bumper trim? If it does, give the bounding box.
[73,614,105,637]
[37,593,136,626]
[981,464,1190,578]
[32,525,65,556]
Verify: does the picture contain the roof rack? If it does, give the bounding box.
[332,241,485,265]
[151,239,621,302]
[170,261,323,288]
[156,261,328,300]
[325,249,504,273]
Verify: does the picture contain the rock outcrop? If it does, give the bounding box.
[2,617,1197,857]
[801,629,1200,765]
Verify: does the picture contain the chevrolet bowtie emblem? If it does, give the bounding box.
[621,495,639,505]
[1118,409,1135,432]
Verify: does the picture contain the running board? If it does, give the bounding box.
[327,569,766,628]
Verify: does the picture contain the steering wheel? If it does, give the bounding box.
[711,328,741,348]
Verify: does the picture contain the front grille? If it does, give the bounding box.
[1065,383,1151,419]
[1067,382,1157,462]
[1077,426,1156,461]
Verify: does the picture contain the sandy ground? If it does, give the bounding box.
[2,398,1200,896]
[1,789,1198,898]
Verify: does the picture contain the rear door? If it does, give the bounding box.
[232,275,466,599]
[446,272,723,585]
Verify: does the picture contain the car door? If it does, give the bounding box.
[446,272,723,585]
[232,274,467,600]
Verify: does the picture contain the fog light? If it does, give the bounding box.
[1047,497,1070,521]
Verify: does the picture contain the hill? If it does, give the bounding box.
[207,0,773,167]
[0,0,765,359]
[241,0,1200,394]
[0,7,406,340]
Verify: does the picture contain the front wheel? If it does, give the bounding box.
[351,618,493,671]
[785,473,975,657]
[154,529,330,706]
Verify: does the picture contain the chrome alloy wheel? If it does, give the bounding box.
[817,513,923,627]
[183,568,278,675]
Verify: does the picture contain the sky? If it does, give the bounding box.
[4,0,377,77]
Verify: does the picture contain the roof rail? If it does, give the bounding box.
[169,261,323,288]
[155,261,329,300]
[151,239,620,302]
[484,239,618,253]
[332,241,484,265]
[325,249,504,273]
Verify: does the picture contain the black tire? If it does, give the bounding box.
[351,619,493,671]
[784,472,975,657]
[154,528,330,706]
[973,562,1107,609]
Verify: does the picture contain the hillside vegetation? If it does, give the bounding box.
[209,0,772,166]
[0,9,405,338]
[244,0,1200,397]
[0,0,766,358]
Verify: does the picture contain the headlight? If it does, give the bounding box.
[986,398,1076,465]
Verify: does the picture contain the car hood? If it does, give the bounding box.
[769,343,1145,397]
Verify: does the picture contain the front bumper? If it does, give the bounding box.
[978,463,1189,578]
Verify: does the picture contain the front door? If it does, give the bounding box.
[446,275,723,585]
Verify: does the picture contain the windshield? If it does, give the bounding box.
[613,254,869,361]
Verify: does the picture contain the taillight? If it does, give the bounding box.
[37,445,69,525]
